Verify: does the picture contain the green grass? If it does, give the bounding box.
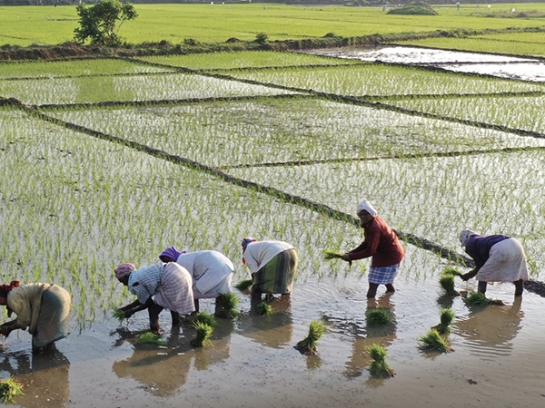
[1,4,545,47]
[0,377,24,403]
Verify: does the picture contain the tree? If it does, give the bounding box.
[74,0,138,47]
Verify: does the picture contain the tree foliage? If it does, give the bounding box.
[74,0,138,47]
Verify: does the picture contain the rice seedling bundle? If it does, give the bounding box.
[439,273,459,296]
[366,309,392,326]
[235,279,253,292]
[214,293,240,319]
[136,331,167,346]
[112,309,126,323]
[366,344,395,378]
[434,308,455,334]
[190,321,213,348]
[256,302,273,316]
[190,311,217,327]
[323,249,344,261]
[0,378,24,403]
[464,292,504,306]
[295,320,326,355]
[442,266,463,277]
[418,328,452,352]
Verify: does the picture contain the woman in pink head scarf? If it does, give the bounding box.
[340,199,405,298]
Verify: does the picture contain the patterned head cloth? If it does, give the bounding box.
[0,280,20,299]
[241,237,257,253]
[159,246,184,262]
[115,263,136,281]
[356,199,377,217]
[459,230,478,247]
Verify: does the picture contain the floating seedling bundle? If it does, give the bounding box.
[215,293,240,319]
[190,321,213,348]
[367,344,395,378]
[439,266,462,296]
[418,328,452,353]
[366,309,392,327]
[257,302,273,316]
[295,320,326,355]
[464,292,504,306]
[433,308,455,335]
[136,331,167,346]
[0,378,24,403]
[190,311,217,327]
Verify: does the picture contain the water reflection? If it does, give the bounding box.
[0,346,70,407]
[237,295,293,348]
[454,297,523,357]
[112,321,233,397]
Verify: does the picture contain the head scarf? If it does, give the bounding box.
[0,280,20,317]
[159,246,184,262]
[241,237,257,253]
[459,230,478,247]
[356,199,377,217]
[115,263,136,281]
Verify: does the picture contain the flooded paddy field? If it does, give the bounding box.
[1,47,545,407]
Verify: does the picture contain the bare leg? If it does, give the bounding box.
[385,284,395,293]
[148,303,163,332]
[478,280,487,294]
[367,283,378,298]
[194,298,200,313]
[514,279,524,297]
[170,310,180,325]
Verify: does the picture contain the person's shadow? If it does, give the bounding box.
[0,345,70,407]
[453,296,523,356]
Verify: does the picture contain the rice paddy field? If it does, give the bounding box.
[2,17,545,408]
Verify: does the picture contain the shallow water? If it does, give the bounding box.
[304,46,545,82]
[2,248,545,407]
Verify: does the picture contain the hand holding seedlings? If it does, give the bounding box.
[341,199,405,299]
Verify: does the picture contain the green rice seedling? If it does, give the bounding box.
[434,308,456,334]
[190,311,217,327]
[0,377,24,403]
[295,321,326,355]
[235,279,253,292]
[323,249,344,261]
[418,328,452,353]
[367,344,395,378]
[190,321,213,348]
[442,266,463,277]
[136,331,167,346]
[112,309,126,323]
[464,292,504,306]
[257,302,273,316]
[366,309,392,326]
[439,273,459,296]
[214,293,240,319]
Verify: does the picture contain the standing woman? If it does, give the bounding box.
[459,230,528,296]
[341,199,405,298]
[0,280,71,353]
[158,246,234,313]
[114,262,195,332]
[241,238,298,300]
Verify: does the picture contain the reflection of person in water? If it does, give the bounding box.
[237,295,293,349]
[0,347,70,407]
[113,321,233,396]
[345,293,397,379]
[454,296,523,354]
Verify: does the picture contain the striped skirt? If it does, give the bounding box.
[155,262,195,315]
[32,284,71,351]
[368,263,401,285]
[252,248,298,295]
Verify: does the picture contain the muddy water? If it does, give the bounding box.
[304,46,545,82]
[2,246,545,407]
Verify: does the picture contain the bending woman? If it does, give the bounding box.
[241,238,298,300]
[459,230,528,296]
[0,280,71,353]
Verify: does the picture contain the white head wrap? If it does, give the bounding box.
[459,230,478,247]
[356,199,377,217]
